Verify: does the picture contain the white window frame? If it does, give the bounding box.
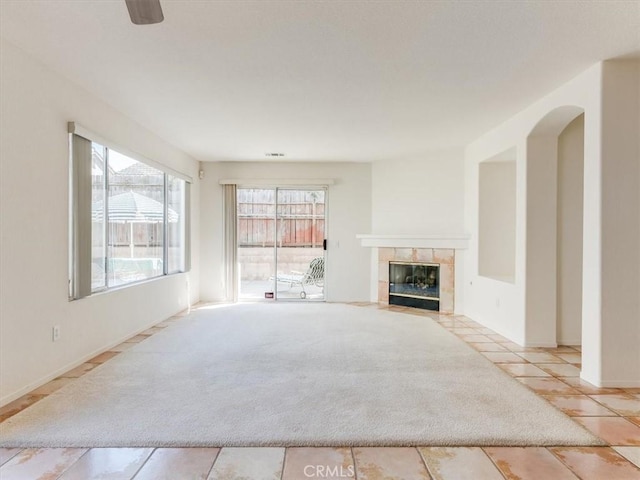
[69,123,191,299]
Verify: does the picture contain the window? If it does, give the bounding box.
[91,143,107,291]
[71,129,190,299]
[167,175,187,273]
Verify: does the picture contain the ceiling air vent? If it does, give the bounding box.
[265,153,285,157]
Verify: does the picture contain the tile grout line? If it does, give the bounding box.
[545,446,591,480]
[52,447,90,480]
[279,447,288,480]
[415,447,435,480]
[0,448,23,467]
[349,447,359,480]
[480,447,510,480]
[585,393,636,417]
[129,447,157,480]
[203,447,222,480]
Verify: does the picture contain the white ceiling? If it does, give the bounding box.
[1,1,639,162]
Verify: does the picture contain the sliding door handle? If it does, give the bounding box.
[323,239,327,250]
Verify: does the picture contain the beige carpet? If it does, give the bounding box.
[0,303,602,447]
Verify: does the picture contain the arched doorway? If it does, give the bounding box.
[525,106,585,349]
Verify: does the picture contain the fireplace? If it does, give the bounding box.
[357,237,464,314]
[389,262,440,311]
[377,247,454,312]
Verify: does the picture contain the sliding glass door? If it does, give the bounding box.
[275,188,326,300]
[238,187,326,301]
[237,188,277,300]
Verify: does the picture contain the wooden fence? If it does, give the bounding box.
[238,189,325,247]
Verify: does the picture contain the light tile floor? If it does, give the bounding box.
[1,303,639,479]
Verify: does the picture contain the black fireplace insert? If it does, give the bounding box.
[389,262,440,311]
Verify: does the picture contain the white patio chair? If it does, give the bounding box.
[272,257,325,299]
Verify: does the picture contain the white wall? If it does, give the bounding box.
[369,151,466,312]
[557,115,584,345]
[199,162,372,302]
[464,138,527,342]
[464,66,599,347]
[464,60,640,386]
[599,61,640,386]
[525,134,560,347]
[0,39,201,405]
[371,151,465,235]
[478,159,516,281]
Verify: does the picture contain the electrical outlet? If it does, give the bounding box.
[495,298,501,308]
[52,325,60,342]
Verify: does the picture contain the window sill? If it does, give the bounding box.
[69,270,188,301]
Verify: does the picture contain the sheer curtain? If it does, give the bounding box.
[222,184,238,302]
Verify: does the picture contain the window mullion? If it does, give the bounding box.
[104,148,110,288]
[184,182,191,273]
[163,174,169,275]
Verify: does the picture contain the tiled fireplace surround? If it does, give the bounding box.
[378,247,455,313]
[357,234,468,314]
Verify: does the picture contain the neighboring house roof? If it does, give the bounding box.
[92,191,178,223]
[116,163,163,177]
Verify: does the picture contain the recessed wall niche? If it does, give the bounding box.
[478,148,516,283]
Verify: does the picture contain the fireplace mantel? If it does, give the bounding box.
[356,234,469,250]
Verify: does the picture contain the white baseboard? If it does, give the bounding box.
[579,373,640,388]
[557,339,581,346]
[524,342,559,348]
[0,308,187,408]
[594,380,640,388]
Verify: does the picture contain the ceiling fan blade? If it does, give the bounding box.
[125,0,164,25]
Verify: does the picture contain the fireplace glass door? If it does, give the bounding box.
[389,262,440,310]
